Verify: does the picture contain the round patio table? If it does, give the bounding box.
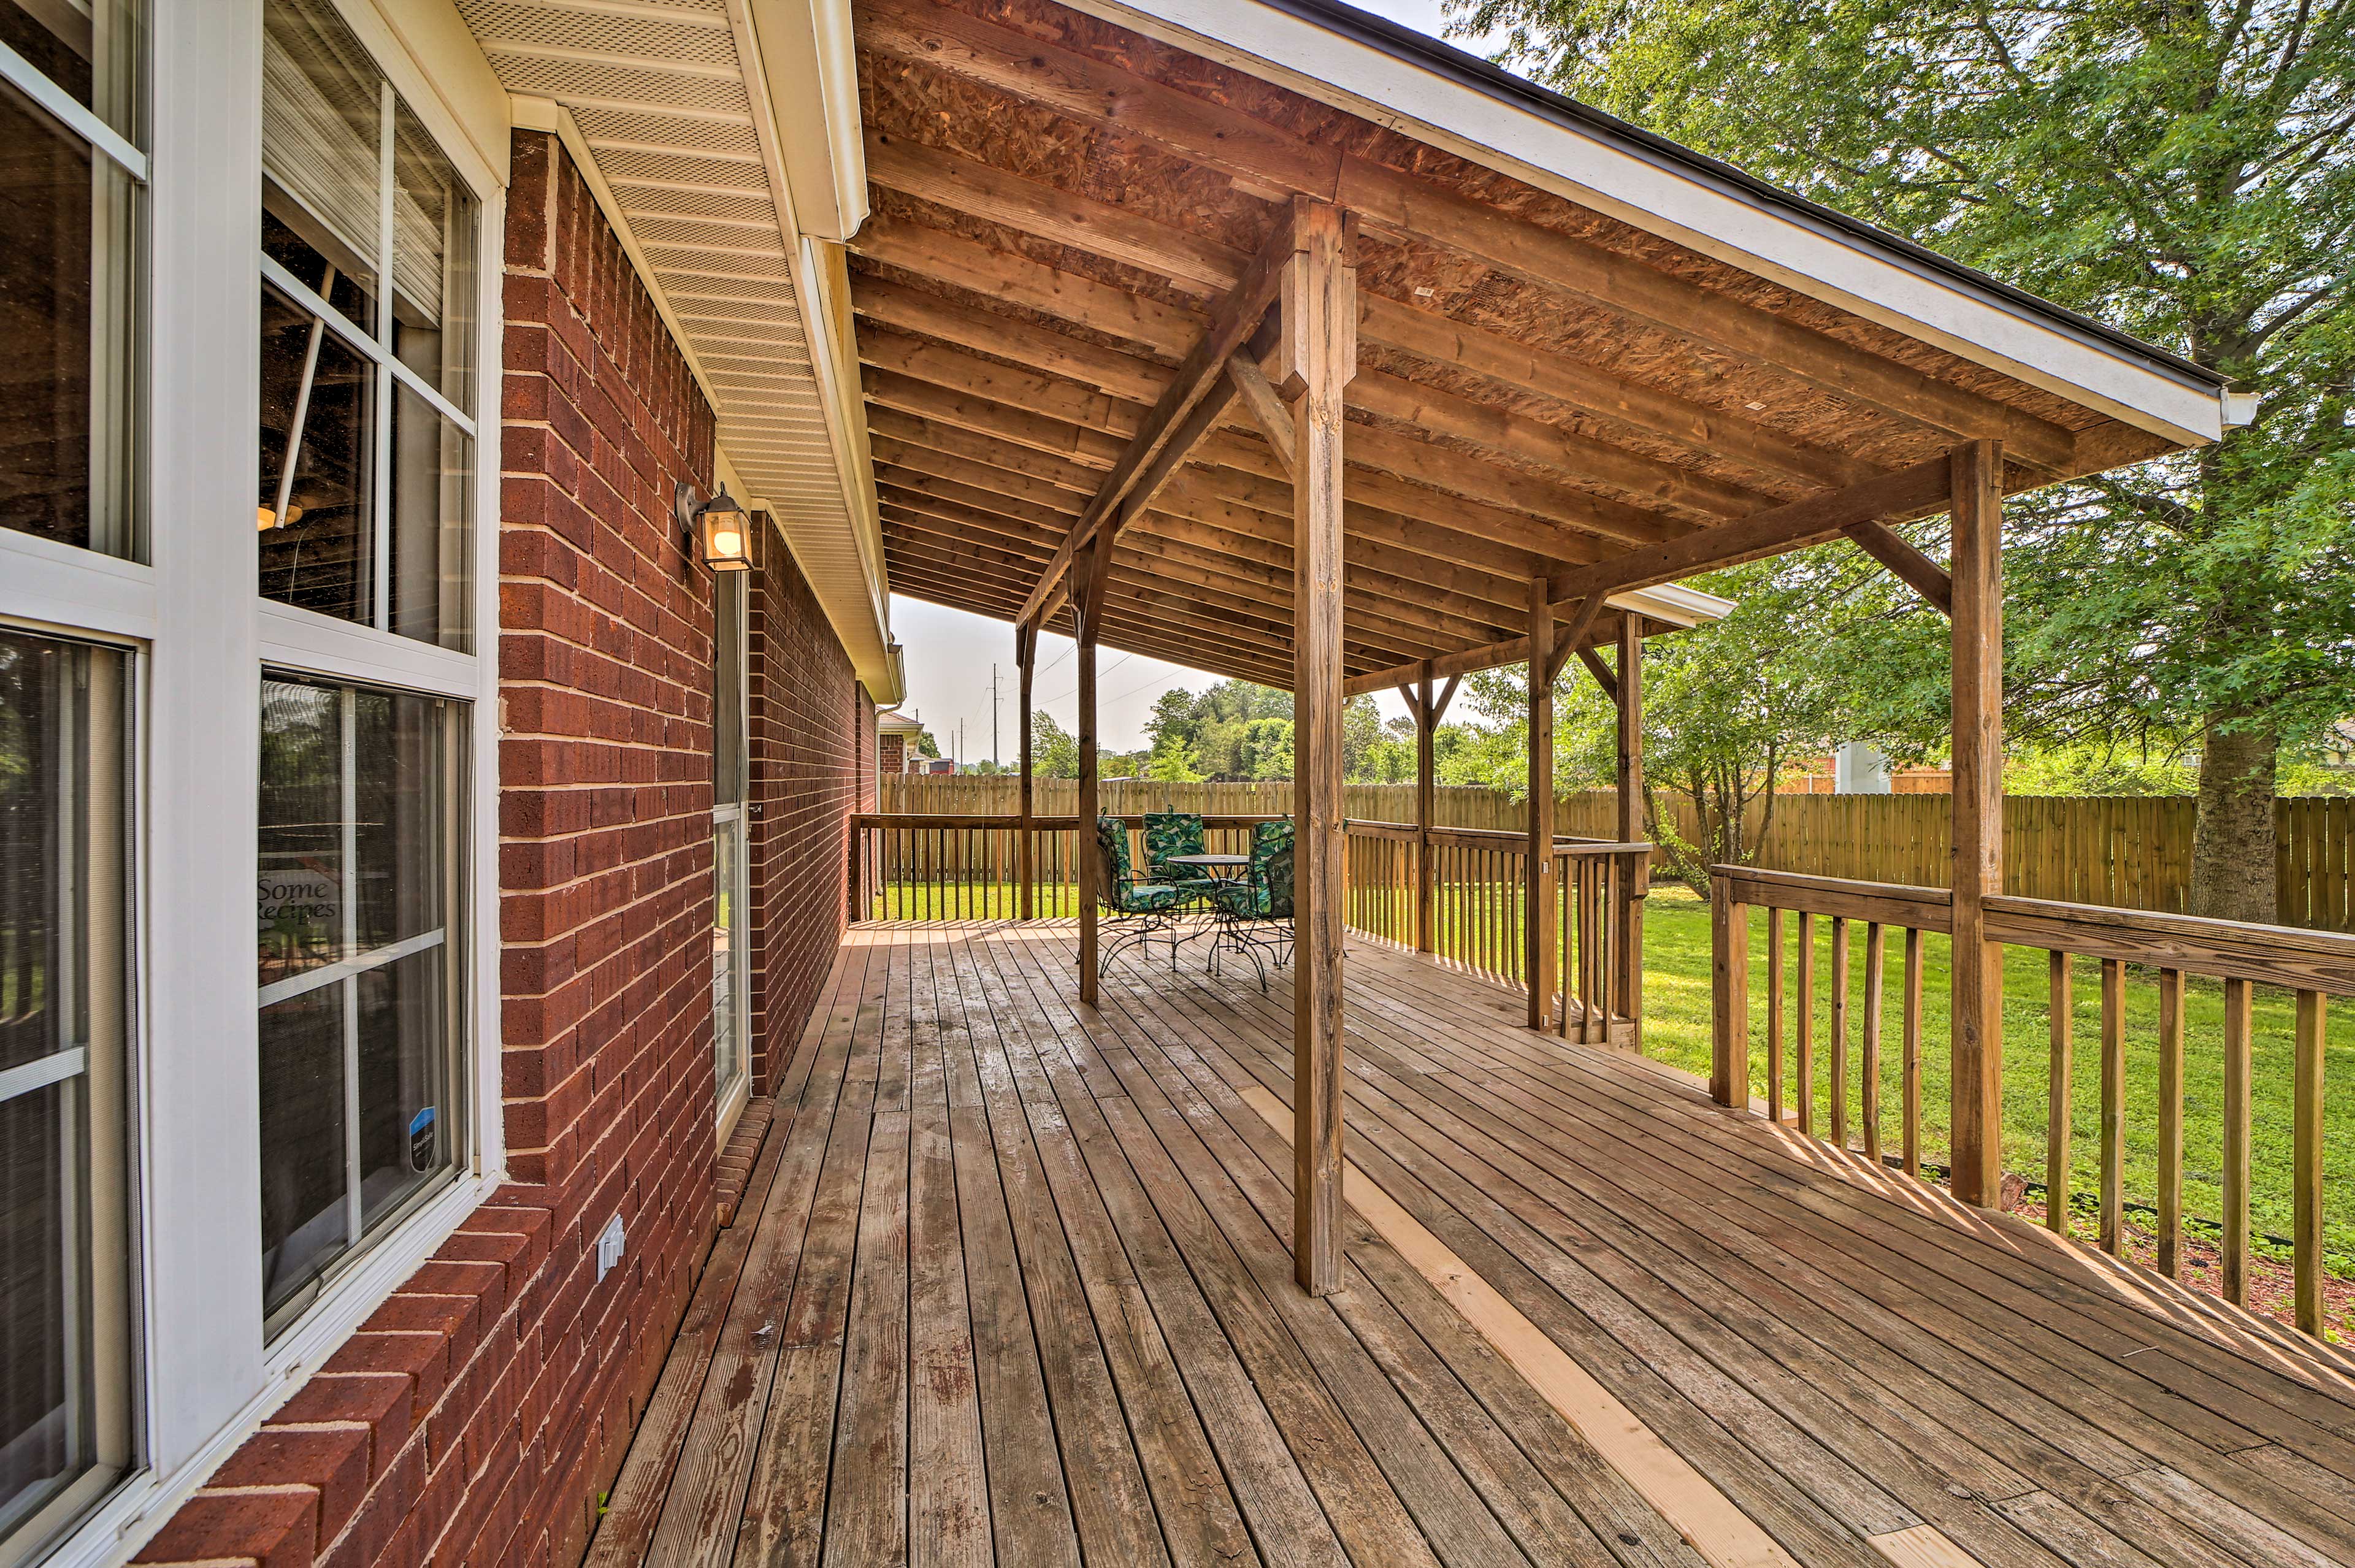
[1165,853,1255,972]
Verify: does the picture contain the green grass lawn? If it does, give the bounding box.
[1633,886,2355,1270]
[865,877,2355,1268]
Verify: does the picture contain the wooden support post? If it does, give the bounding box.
[1074,543,1109,1004]
[1285,199,1355,1297]
[1526,577,1555,1030]
[1615,615,1645,1046]
[1948,440,2006,1209]
[1017,624,1036,920]
[1414,663,1436,954]
[1710,873,1747,1106]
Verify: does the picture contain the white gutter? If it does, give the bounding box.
[1610,582,1733,629]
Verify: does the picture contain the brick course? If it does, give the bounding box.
[136,129,878,1568]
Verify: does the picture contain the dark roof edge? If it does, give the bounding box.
[1250,0,2228,394]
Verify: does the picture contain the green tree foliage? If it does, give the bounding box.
[1452,0,2355,919]
[1136,679,1405,781]
[1144,730,1207,782]
[1442,556,1909,897]
[1029,709,1079,779]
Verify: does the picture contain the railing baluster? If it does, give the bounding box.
[1862,922,1884,1165]
[2048,950,2073,1237]
[1902,927,1922,1180]
[1829,916,1850,1152]
[1558,856,1572,1038]
[2156,967,2185,1277]
[1709,873,1747,1107]
[1592,860,1607,1042]
[1574,859,1590,1039]
[2100,957,2125,1255]
[1796,911,1815,1137]
[2223,975,2253,1306]
[1584,860,1601,1042]
[1603,856,1620,1041]
[1767,908,1785,1125]
[2296,989,2326,1337]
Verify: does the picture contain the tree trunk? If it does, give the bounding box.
[2189,709,2277,924]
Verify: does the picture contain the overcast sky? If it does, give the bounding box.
[887,0,1501,757]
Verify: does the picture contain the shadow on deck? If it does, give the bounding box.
[588,920,2355,1567]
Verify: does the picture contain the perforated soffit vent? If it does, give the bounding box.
[454,0,895,697]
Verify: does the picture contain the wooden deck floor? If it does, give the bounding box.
[589,921,2355,1567]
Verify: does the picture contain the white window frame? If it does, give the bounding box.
[0,621,139,1568]
[0,9,152,1567]
[2,2,511,1564]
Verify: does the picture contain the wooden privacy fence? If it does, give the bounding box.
[880,778,2355,931]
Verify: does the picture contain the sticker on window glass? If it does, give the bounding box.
[258,864,339,943]
[409,1106,437,1172]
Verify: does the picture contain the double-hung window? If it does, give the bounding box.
[259,0,474,649]
[256,676,462,1328]
[253,0,478,1339]
[0,0,144,1562]
[0,635,132,1568]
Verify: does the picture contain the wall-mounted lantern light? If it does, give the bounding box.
[674,480,752,573]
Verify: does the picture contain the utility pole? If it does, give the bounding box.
[991,664,1001,771]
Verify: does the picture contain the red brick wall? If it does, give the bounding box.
[878,730,904,776]
[139,130,730,1568]
[746,521,868,1094]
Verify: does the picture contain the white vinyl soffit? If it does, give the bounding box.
[454,0,889,679]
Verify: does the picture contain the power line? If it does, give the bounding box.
[1106,666,1193,705]
[1040,652,1131,711]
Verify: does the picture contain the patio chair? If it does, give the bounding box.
[1209,819,1295,991]
[1143,809,1220,905]
[1093,816,1190,974]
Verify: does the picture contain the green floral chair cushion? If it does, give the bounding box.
[1262,842,1295,920]
[1097,817,1189,913]
[1214,819,1295,918]
[1143,811,1215,892]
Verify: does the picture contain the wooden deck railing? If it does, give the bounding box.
[848,812,1647,1043]
[848,811,1284,921]
[1711,863,2348,1340]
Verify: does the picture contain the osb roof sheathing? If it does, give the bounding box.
[849,0,2192,679]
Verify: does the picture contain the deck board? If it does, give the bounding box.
[593,922,2355,1567]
